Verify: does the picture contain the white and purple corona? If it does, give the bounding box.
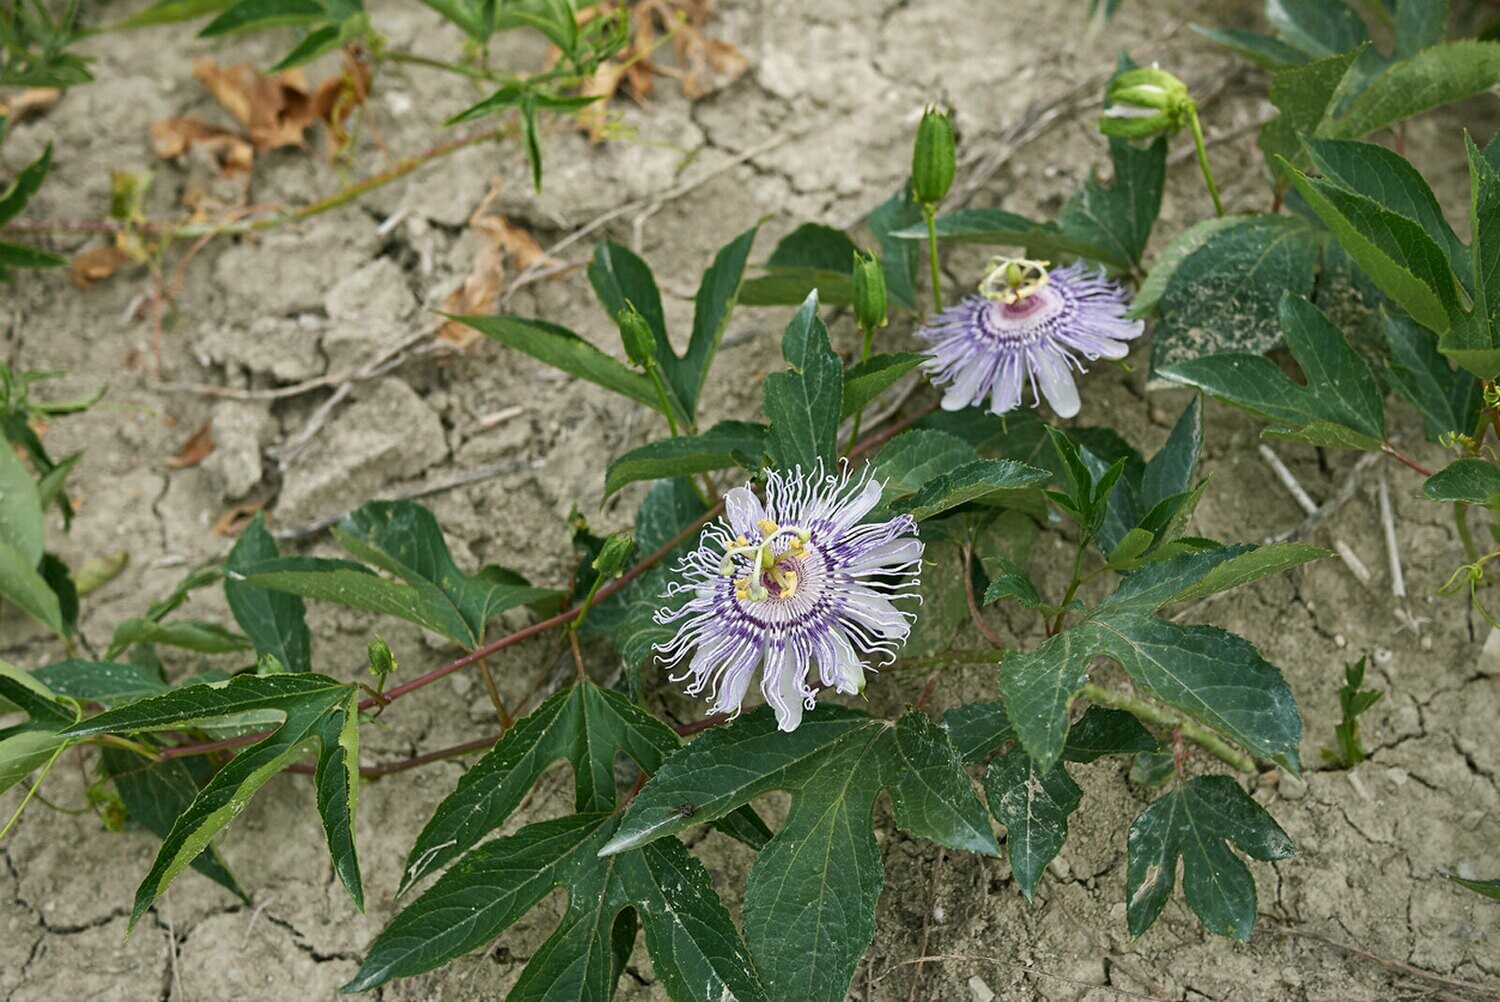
[917,256,1143,419]
[654,463,923,732]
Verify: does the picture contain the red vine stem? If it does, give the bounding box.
[1381,442,1433,478]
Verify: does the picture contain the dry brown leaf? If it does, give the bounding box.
[150,117,255,175]
[0,88,59,123]
[191,57,316,154]
[438,183,558,348]
[213,500,265,537]
[70,245,133,289]
[312,50,374,160]
[166,420,214,469]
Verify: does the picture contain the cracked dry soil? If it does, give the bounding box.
[1,0,1498,999]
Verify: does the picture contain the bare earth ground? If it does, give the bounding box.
[1,0,1498,999]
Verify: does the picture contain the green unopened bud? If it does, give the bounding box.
[617,303,656,367]
[1099,66,1192,140]
[911,106,956,206]
[367,634,397,677]
[851,251,887,332]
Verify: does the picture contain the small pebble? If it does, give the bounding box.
[968,976,996,1002]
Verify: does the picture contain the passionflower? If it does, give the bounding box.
[654,462,922,732]
[917,256,1143,419]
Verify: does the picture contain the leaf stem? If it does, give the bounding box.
[1456,502,1481,563]
[1185,102,1224,218]
[475,656,513,730]
[962,545,1007,648]
[844,324,876,453]
[1080,682,1256,773]
[1049,540,1089,636]
[1381,442,1433,477]
[923,206,944,312]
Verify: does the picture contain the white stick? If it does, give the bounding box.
[1258,444,1318,515]
[1377,466,1406,599]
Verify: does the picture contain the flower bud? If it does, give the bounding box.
[367,634,397,677]
[1098,66,1192,140]
[911,106,956,206]
[617,303,656,367]
[851,251,887,332]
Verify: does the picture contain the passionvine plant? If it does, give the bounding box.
[5,0,1500,996]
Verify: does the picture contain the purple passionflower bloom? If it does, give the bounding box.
[917,257,1143,419]
[654,462,923,732]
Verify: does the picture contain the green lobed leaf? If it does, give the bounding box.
[1002,545,1307,773]
[114,0,234,28]
[349,814,769,1000]
[1323,41,1500,141]
[895,208,1128,272]
[31,659,168,707]
[604,421,765,497]
[1266,0,1367,58]
[1258,46,1361,185]
[1383,311,1483,443]
[62,673,361,929]
[982,553,1041,609]
[872,429,980,500]
[764,292,842,472]
[941,699,1014,765]
[1129,217,1243,319]
[886,711,1000,858]
[456,313,666,415]
[603,705,995,1001]
[1286,165,1460,335]
[1447,133,1500,380]
[867,182,924,310]
[0,729,69,796]
[249,501,558,648]
[1302,137,1470,280]
[0,243,66,271]
[1193,25,1312,69]
[224,513,311,673]
[1150,215,1320,370]
[0,143,53,228]
[0,536,65,637]
[1125,775,1294,940]
[1061,706,1157,763]
[1055,136,1166,271]
[199,0,324,36]
[739,223,856,307]
[679,225,758,418]
[840,352,928,420]
[1449,875,1500,901]
[99,748,245,899]
[107,618,250,658]
[984,748,1082,900]
[1422,458,1500,504]
[1159,294,1385,450]
[890,459,1049,522]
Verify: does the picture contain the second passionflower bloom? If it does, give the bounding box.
[917,256,1143,419]
[654,462,922,732]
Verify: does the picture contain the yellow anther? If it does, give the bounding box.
[756,518,779,538]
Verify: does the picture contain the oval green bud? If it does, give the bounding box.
[1099,66,1192,140]
[616,303,656,367]
[911,106,956,206]
[851,251,888,332]
[367,634,397,677]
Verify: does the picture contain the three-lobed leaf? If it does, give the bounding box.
[62,673,363,927]
[603,705,995,1002]
[1126,775,1294,940]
